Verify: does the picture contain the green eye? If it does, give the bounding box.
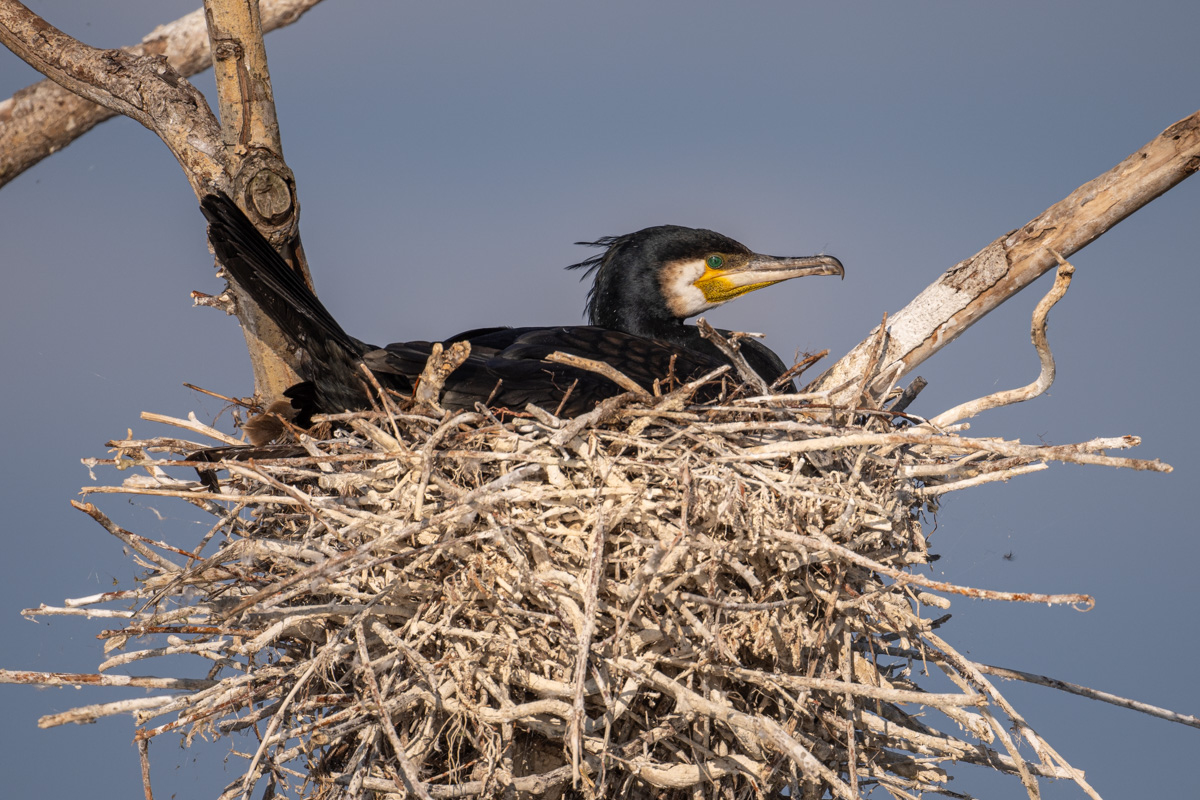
[706,255,724,269]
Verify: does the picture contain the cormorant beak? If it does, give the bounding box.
[695,253,844,305]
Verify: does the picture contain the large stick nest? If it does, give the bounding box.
[24,267,1175,800]
[51,346,1169,800]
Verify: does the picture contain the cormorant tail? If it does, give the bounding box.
[200,194,364,358]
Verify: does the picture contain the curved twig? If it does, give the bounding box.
[930,253,1075,428]
[812,109,1200,405]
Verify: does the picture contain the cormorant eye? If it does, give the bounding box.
[706,255,724,269]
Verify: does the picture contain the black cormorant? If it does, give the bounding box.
[199,194,842,426]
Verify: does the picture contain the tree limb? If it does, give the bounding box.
[0,0,324,400]
[812,109,1200,405]
[201,0,312,400]
[0,0,323,189]
[0,0,228,192]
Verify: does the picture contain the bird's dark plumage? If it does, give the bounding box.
[200,194,842,425]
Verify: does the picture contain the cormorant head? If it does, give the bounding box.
[568,225,843,338]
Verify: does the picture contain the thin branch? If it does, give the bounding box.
[138,739,154,800]
[695,318,769,395]
[913,461,1048,496]
[726,429,1172,473]
[931,254,1074,428]
[790,530,1093,609]
[976,661,1200,730]
[546,351,649,395]
[0,668,216,691]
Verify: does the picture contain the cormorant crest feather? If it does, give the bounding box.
[566,234,631,324]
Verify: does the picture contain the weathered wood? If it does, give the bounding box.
[0,0,323,188]
[0,0,324,400]
[812,109,1200,405]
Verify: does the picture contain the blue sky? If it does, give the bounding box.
[2,2,1197,797]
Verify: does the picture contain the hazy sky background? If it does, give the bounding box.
[2,2,1197,797]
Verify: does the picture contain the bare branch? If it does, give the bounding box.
[0,0,324,188]
[726,429,1171,473]
[695,318,769,395]
[0,0,320,400]
[813,109,1200,404]
[0,668,216,692]
[930,253,1075,428]
[546,351,649,396]
[0,0,228,193]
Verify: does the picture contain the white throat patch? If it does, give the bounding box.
[658,258,717,318]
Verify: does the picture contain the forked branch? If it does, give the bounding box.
[0,0,322,399]
[0,0,324,188]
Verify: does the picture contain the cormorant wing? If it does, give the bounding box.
[361,326,731,417]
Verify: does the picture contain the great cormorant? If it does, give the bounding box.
[199,194,842,426]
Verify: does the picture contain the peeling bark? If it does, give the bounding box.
[812,110,1200,406]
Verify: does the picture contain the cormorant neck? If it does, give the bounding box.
[587,250,683,339]
[591,298,685,340]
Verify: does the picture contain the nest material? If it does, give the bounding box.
[12,251,1181,799]
[49,354,1171,800]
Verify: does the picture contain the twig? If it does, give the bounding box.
[0,669,216,691]
[138,738,154,800]
[975,660,1200,729]
[546,351,648,395]
[727,429,1172,473]
[931,254,1075,428]
[771,349,828,390]
[69,501,183,573]
[790,531,1093,609]
[140,411,245,446]
[695,318,769,395]
[914,462,1048,496]
[889,376,928,414]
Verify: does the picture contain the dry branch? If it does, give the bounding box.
[813,108,1200,405]
[0,0,225,191]
[930,252,1074,428]
[0,0,317,399]
[0,0,323,188]
[695,318,770,395]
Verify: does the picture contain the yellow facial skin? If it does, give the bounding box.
[694,265,781,304]
[693,251,843,306]
[658,252,844,319]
